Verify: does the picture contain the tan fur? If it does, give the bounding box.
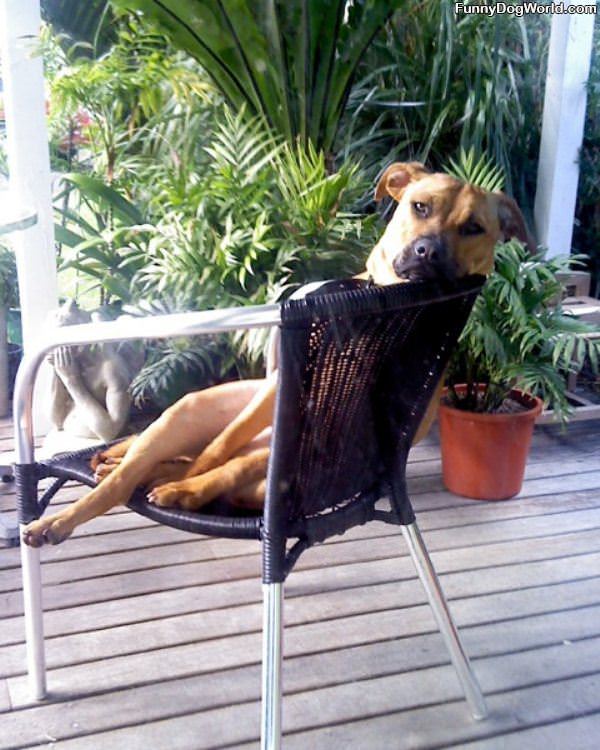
[22,164,532,547]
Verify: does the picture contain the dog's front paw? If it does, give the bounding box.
[22,514,74,548]
[147,481,207,511]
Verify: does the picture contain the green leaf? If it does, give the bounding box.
[111,0,399,152]
[61,172,144,224]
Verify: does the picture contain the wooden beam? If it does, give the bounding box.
[534,6,596,258]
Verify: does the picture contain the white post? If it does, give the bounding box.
[0,0,58,431]
[534,6,596,258]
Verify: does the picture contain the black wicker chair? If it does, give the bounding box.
[14,275,486,749]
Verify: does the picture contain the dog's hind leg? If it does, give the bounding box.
[181,376,276,478]
[147,447,271,511]
[22,379,267,547]
[229,478,267,509]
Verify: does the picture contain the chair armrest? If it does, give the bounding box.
[13,303,281,464]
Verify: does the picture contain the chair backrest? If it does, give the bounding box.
[263,275,484,573]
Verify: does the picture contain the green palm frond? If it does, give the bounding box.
[446,147,505,191]
[110,0,402,152]
[448,240,600,421]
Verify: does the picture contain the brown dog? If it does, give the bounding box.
[22,162,531,546]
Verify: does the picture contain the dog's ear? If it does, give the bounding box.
[494,192,536,253]
[375,162,430,202]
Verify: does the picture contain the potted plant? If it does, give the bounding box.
[440,240,600,500]
[0,244,19,417]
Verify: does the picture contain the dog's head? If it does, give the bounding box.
[367,161,534,284]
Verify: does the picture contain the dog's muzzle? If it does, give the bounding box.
[392,235,457,282]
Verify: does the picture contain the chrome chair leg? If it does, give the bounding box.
[20,529,46,700]
[401,521,488,720]
[261,582,283,750]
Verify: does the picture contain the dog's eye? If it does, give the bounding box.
[459,220,485,237]
[413,201,429,218]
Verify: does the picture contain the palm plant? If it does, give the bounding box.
[44,18,211,183]
[124,298,229,409]
[446,147,505,193]
[43,9,381,407]
[442,150,599,422]
[54,173,148,303]
[110,0,401,154]
[130,107,378,371]
[446,241,600,421]
[340,0,548,208]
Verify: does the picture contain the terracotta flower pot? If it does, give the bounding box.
[439,385,543,500]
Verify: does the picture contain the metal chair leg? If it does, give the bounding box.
[261,582,283,750]
[20,528,46,700]
[401,521,488,720]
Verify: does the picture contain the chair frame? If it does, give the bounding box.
[13,299,487,750]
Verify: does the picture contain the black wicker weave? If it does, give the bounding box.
[17,275,484,582]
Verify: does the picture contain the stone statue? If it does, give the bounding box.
[45,300,141,450]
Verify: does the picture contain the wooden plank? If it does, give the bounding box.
[1,445,591,514]
[458,713,600,750]
[2,494,600,627]
[539,402,600,425]
[2,520,600,650]
[5,550,600,703]
[406,423,600,467]
[13,635,600,750]
[3,498,600,620]
[273,673,600,750]
[3,563,600,690]
[0,423,597,550]
[2,500,599,596]
[0,450,596,580]
[2,460,599,573]
[0,523,202,570]
[0,679,10,713]
[1,417,600,748]
[0,456,600,569]
[0,610,600,747]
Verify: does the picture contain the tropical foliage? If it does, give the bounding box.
[446,242,600,421]
[37,3,598,410]
[111,0,401,154]
[43,17,378,405]
[573,18,600,294]
[125,109,378,376]
[446,148,505,194]
[42,0,113,50]
[0,246,18,308]
[340,1,548,215]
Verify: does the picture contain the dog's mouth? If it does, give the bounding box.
[392,237,458,283]
[394,262,445,283]
[393,258,459,284]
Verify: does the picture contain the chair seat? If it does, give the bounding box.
[40,445,263,540]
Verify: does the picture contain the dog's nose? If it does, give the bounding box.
[413,237,443,262]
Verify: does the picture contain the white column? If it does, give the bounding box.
[0,0,58,431]
[534,7,596,258]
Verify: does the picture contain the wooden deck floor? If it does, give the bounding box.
[1,416,600,749]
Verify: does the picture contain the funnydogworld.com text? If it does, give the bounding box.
[454,2,597,16]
